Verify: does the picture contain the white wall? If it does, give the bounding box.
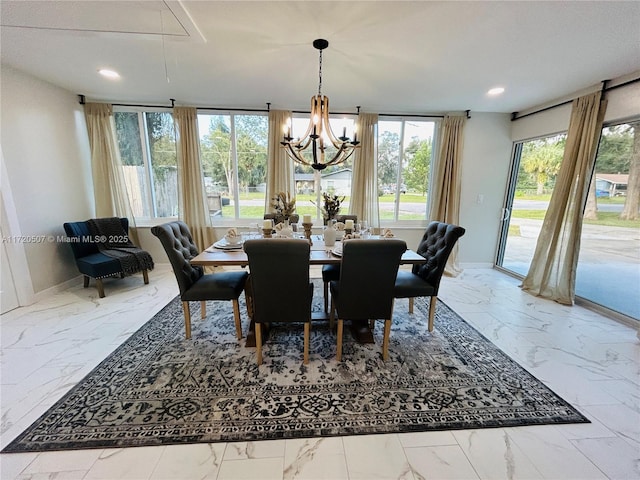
[458,113,513,266]
[1,65,94,294]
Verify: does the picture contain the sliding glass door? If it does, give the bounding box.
[575,120,640,319]
[497,123,639,321]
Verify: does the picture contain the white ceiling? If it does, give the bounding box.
[1,1,639,114]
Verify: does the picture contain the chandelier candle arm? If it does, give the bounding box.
[280,39,360,171]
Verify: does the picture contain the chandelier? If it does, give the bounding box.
[281,39,360,171]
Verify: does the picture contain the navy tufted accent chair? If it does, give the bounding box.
[151,221,248,340]
[63,218,150,298]
[394,221,465,332]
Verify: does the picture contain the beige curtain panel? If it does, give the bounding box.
[350,113,380,228]
[266,110,295,213]
[83,102,140,244]
[173,106,214,252]
[521,91,607,305]
[428,114,467,276]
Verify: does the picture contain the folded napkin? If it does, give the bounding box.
[275,222,293,238]
[382,228,395,238]
[224,228,241,244]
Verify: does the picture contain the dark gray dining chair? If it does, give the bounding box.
[244,239,313,365]
[330,239,406,361]
[151,221,248,340]
[394,221,465,331]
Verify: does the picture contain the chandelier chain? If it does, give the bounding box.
[318,49,323,96]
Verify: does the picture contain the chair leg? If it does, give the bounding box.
[182,301,192,339]
[201,301,206,319]
[142,269,149,284]
[96,279,105,298]
[428,296,437,332]
[232,299,242,340]
[368,319,375,330]
[408,297,414,314]
[83,275,90,288]
[303,322,310,364]
[382,318,391,361]
[336,319,344,362]
[329,298,335,330]
[255,323,263,365]
[323,281,329,313]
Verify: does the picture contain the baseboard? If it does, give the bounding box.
[33,275,85,303]
[460,262,493,269]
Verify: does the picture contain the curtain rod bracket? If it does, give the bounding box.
[465,110,471,119]
[266,102,271,111]
[170,98,175,108]
[78,94,85,105]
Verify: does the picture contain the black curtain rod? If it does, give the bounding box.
[511,77,640,121]
[78,95,465,119]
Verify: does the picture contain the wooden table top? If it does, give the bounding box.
[190,235,425,267]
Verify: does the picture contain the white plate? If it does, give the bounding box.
[212,239,243,250]
[331,246,343,256]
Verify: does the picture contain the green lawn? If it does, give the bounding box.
[511,210,640,228]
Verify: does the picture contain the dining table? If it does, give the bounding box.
[190,234,426,347]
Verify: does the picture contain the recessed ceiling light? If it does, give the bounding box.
[98,69,120,79]
[487,87,505,96]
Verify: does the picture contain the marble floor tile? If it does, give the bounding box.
[571,436,640,480]
[149,443,226,479]
[223,440,287,461]
[283,437,349,480]
[404,444,479,480]
[216,457,284,480]
[342,434,414,480]
[82,447,164,480]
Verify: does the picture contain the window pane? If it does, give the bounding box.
[576,122,640,319]
[115,112,151,217]
[499,134,566,275]
[145,112,178,217]
[398,121,434,220]
[378,120,401,220]
[199,114,232,219]
[378,119,435,221]
[235,114,268,219]
[290,116,355,222]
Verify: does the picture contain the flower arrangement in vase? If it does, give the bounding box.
[313,192,345,225]
[271,191,297,224]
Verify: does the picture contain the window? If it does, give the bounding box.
[496,133,566,275]
[114,110,178,219]
[377,119,436,222]
[289,115,357,222]
[198,113,268,220]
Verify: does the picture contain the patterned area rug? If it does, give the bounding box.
[4,283,588,452]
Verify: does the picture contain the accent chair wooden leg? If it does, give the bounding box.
[428,296,437,332]
[182,301,192,339]
[201,301,206,319]
[303,322,310,364]
[382,318,391,361]
[96,279,105,298]
[368,319,375,330]
[323,281,329,313]
[232,299,242,340]
[336,319,344,362]
[255,323,263,365]
[408,297,414,314]
[83,275,90,288]
[142,269,149,284]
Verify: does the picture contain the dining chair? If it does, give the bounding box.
[321,215,358,312]
[244,239,313,365]
[394,221,466,332]
[330,239,406,361]
[151,221,248,340]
